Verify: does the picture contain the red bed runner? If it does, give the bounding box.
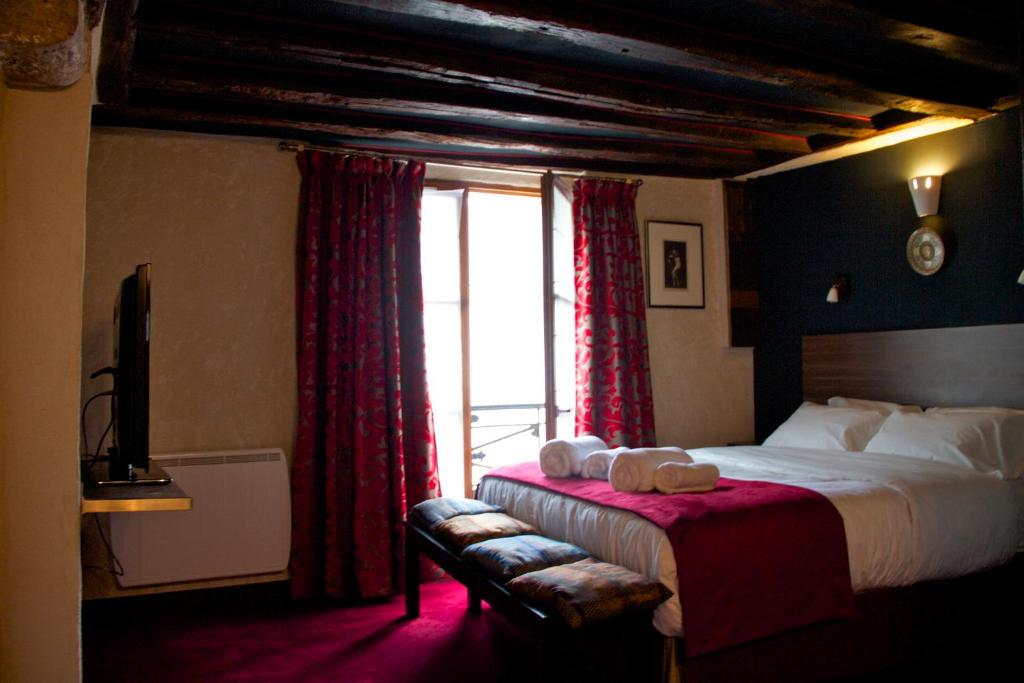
[482,462,855,655]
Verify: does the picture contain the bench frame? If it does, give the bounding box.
[403,520,665,681]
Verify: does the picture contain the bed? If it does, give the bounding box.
[476,323,1024,681]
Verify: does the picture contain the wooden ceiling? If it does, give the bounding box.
[94,0,1020,178]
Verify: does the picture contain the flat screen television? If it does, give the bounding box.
[91,263,170,486]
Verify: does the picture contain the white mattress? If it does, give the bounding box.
[476,445,1021,637]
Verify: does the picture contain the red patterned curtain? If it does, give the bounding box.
[573,178,656,447]
[291,151,441,600]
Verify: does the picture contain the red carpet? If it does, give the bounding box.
[84,579,534,683]
[82,579,960,682]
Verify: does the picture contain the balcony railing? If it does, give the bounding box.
[469,403,545,482]
[469,403,572,487]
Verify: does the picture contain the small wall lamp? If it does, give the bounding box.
[826,274,849,304]
[908,175,942,217]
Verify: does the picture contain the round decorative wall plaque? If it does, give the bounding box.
[906,227,945,276]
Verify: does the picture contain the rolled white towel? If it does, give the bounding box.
[609,447,693,492]
[580,447,630,480]
[539,435,609,478]
[654,462,720,494]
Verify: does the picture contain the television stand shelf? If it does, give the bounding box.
[80,462,191,514]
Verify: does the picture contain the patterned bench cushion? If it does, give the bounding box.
[432,512,536,552]
[506,558,672,629]
[462,535,591,581]
[409,497,504,530]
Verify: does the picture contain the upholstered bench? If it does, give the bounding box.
[404,497,670,682]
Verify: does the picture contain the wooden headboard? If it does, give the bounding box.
[802,323,1024,409]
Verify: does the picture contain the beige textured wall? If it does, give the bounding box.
[76,137,752,601]
[83,129,299,466]
[636,177,754,447]
[0,76,92,681]
[81,134,751,479]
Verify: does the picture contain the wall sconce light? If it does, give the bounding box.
[907,175,942,217]
[826,274,849,304]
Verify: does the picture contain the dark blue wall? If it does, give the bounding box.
[751,111,1024,440]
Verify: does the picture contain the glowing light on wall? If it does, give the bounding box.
[907,175,942,217]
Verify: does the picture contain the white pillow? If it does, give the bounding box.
[763,402,888,451]
[828,396,922,415]
[864,408,1024,479]
[925,406,1024,417]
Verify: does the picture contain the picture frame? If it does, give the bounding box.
[645,220,705,308]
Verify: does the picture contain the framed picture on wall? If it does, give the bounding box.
[645,220,705,308]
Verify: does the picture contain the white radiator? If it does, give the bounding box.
[110,448,291,588]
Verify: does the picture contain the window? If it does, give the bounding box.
[421,176,574,496]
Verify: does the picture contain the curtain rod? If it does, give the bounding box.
[277,141,642,186]
[554,173,643,186]
[426,160,543,176]
[278,141,394,160]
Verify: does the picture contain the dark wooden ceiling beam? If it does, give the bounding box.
[742,0,1015,76]
[848,0,1015,47]
[93,0,1017,178]
[91,104,738,177]
[320,0,1001,118]
[134,17,879,139]
[93,101,768,172]
[97,0,139,102]
[131,66,813,155]
[870,109,929,129]
[806,134,858,152]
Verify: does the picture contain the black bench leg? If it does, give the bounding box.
[467,588,482,615]
[405,530,420,619]
[536,624,557,683]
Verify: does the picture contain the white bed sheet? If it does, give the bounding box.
[476,445,1021,637]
